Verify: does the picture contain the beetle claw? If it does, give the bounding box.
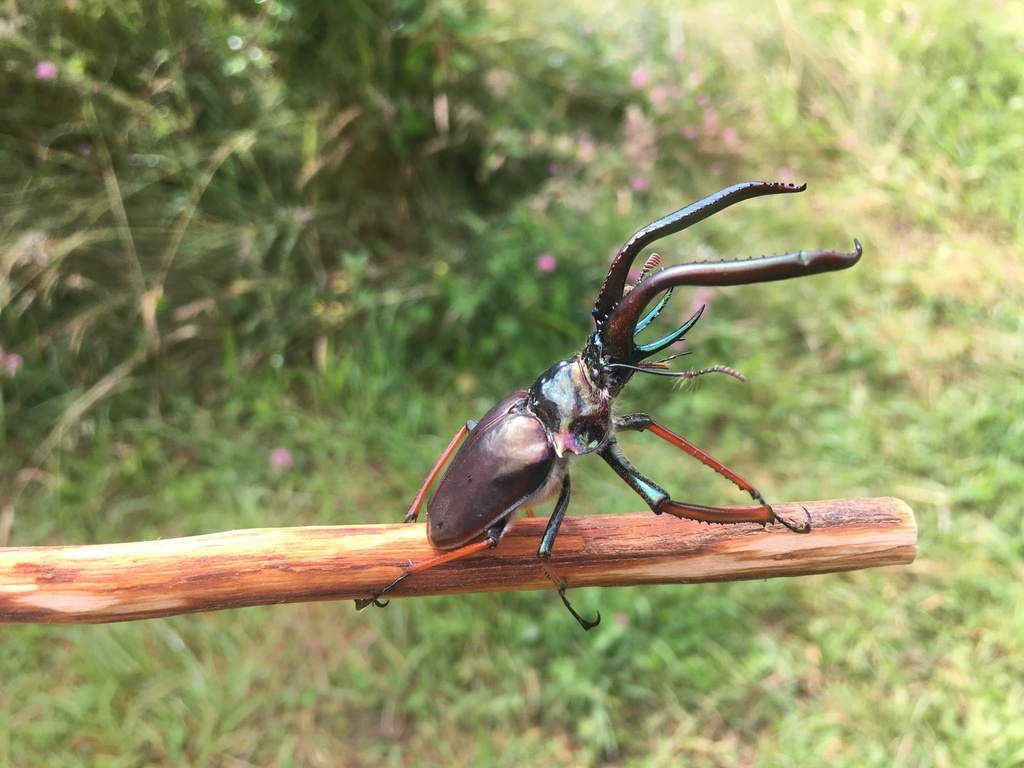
[354,597,390,611]
[773,505,812,534]
[355,564,415,611]
[558,586,601,631]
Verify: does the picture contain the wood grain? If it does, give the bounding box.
[0,497,915,624]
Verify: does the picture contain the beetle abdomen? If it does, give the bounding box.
[428,391,555,550]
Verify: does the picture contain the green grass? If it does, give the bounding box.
[3,0,1024,766]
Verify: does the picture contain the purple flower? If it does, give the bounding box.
[630,68,651,89]
[78,143,92,158]
[702,109,719,136]
[689,287,714,318]
[0,349,23,378]
[630,175,649,193]
[683,125,699,140]
[34,61,57,81]
[268,448,293,471]
[536,253,557,273]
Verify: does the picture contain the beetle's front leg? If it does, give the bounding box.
[598,438,810,532]
[614,414,772,504]
[613,414,811,532]
[537,475,600,631]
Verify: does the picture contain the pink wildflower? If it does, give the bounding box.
[0,349,23,378]
[689,287,714,318]
[536,253,557,273]
[268,448,293,471]
[702,109,719,135]
[34,61,57,80]
[630,175,649,193]
[630,68,651,89]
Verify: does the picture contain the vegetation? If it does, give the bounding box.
[2,0,1022,765]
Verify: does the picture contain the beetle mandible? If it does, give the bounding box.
[358,181,862,629]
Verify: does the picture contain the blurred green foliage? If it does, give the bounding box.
[1,0,633,454]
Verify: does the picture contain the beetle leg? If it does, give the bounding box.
[537,475,601,631]
[405,420,476,523]
[598,438,810,532]
[615,414,768,502]
[355,522,503,611]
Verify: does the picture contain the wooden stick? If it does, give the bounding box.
[0,497,915,625]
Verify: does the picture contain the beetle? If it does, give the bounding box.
[358,181,861,629]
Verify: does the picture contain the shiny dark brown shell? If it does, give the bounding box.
[427,390,555,549]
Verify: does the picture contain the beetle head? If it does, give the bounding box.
[528,357,612,457]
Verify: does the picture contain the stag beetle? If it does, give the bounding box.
[358,181,861,629]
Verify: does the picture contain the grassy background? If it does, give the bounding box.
[2,0,1023,765]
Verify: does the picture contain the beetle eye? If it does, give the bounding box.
[575,424,603,452]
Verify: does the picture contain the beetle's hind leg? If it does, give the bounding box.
[355,523,502,611]
[537,475,601,631]
[404,420,477,523]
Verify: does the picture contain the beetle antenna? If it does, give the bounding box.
[636,252,661,284]
[641,351,690,368]
[606,363,746,382]
[679,364,746,382]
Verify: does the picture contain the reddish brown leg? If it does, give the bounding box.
[643,420,769,505]
[604,418,810,533]
[362,419,496,611]
[657,499,775,525]
[355,525,502,610]
[405,423,472,523]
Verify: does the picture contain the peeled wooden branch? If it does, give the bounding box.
[0,497,915,625]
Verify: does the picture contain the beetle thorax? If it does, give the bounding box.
[527,356,613,457]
